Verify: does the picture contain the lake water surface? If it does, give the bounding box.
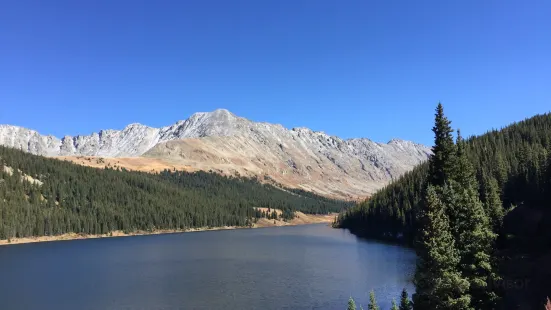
[0,224,415,310]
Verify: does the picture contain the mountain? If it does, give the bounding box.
[0,109,431,199]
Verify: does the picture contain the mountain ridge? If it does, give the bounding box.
[0,109,431,198]
[0,109,426,155]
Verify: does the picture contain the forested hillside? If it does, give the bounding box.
[337,112,551,242]
[0,146,350,240]
[336,108,551,309]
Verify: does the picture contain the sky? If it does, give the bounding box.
[0,0,550,146]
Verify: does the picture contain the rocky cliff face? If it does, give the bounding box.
[0,109,431,198]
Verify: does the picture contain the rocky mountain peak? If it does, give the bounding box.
[187,108,237,125]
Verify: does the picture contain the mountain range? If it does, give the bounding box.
[0,109,431,199]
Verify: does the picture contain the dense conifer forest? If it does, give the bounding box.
[0,146,350,240]
[336,111,551,244]
[338,105,551,309]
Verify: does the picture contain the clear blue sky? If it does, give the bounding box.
[1,0,549,145]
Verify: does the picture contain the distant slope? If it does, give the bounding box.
[53,155,197,174]
[0,146,350,241]
[0,109,430,199]
[143,134,430,199]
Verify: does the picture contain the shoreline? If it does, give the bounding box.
[0,212,336,246]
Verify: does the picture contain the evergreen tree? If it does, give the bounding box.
[398,289,412,310]
[429,103,456,187]
[493,152,508,188]
[480,173,504,231]
[368,290,379,310]
[451,130,500,310]
[545,151,551,203]
[453,130,477,190]
[413,185,470,310]
[390,299,398,310]
[453,184,499,309]
[347,297,357,310]
[415,105,471,309]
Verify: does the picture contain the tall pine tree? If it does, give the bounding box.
[348,297,357,310]
[399,289,412,310]
[390,299,398,310]
[453,130,477,190]
[429,103,456,187]
[413,185,470,309]
[368,290,380,310]
[414,104,471,309]
[450,132,500,310]
[480,172,504,232]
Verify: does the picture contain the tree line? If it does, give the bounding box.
[0,146,350,240]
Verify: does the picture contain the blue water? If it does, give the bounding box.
[0,224,415,310]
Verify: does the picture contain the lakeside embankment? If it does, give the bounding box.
[0,211,337,246]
